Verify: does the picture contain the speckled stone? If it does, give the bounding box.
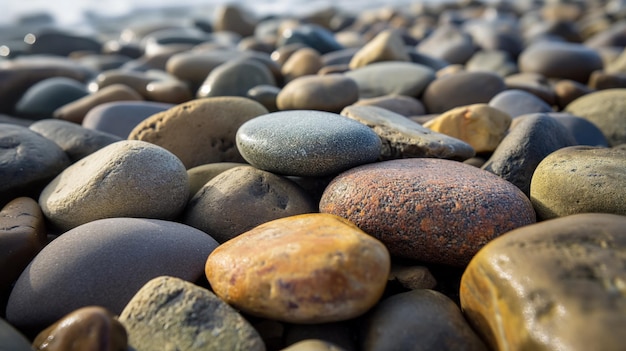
[0,318,33,351]
[345,62,435,99]
[236,110,381,177]
[82,101,174,138]
[120,276,264,351]
[276,74,358,113]
[187,162,246,198]
[353,95,425,117]
[461,213,626,351]
[488,89,553,118]
[319,158,536,266]
[197,59,276,98]
[340,105,475,161]
[6,218,219,331]
[550,113,609,147]
[205,213,390,323]
[183,165,316,243]
[519,42,603,83]
[14,77,89,120]
[129,97,269,168]
[482,113,577,196]
[29,119,122,162]
[39,140,188,231]
[564,88,626,146]
[362,289,487,351]
[349,29,410,69]
[32,306,128,351]
[530,146,626,219]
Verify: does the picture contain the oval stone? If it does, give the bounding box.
[345,62,435,99]
[416,24,475,65]
[14,77,89,120]
[236,110,381,177]
[197,59,276,98]
[39,140,188,231]
[319,158,536,266]
[281,48,323,83]
[564,88,626,146]
[348,29,410,69]
[519,42,603,83]
[205,213,390,324]
[82,101,174,138]
[551,113,609,147]
[276,74,358,113]
[187,162,246,198]
[488,89,553,118]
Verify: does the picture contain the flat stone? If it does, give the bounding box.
[82,101,174,138]
[236,110,381,177]
[349,29,410,69]
[345,61,435,99]
[519,42,604,83]
[320,158,535,266]
[353,95,425,117]
[530,146,626,220]
[197,59,276,98]
[460,213,626,351]
[482,113,576,196]
[120,276,264,351]
[362,289,487,351]
[14,77,89,120]
[0,318,33,351]
[205,213,390,323]
[550,113,609,147]
[276,74,358,113]
[6,218,219,331]
[32,306,128,351]
[129,97,269,168]
[423,104,512,153]
[340,105,475,161]
[564,88,626,146]
[39,140,188,231]
[488,89,553,118]
[187,162,246,198]
[183,165,316,243]
[416,24,475,65]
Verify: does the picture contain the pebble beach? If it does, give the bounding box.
[1,0,626,350]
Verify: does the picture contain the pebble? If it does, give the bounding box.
[504,72,556,106]
[344,61,435,99]
[552,79,593,109]
[128,96,269,168]
[461,213,626,351]
[564,88,626,146]
[530,146,626,219]
[464,50,518,77]
[281,47,323,83]
[362,289,487,351]
[283,322,354,351]
[205,213,390,323]
[39,140,188,231]
[416,24,475,65]
[32,306,128,351]
[388,264,437,290]
[213,4,257,37]
[236,110,381,177]
[340,105,475,161]
[319,158,536,266]
[348,29,410,69]
[6,217,219,331]
[183,165,316,243]
[276,74,358,112]
[14,77,89,120]
[119,276,264,351]
[352,94,425,117]
[187,162,245,198]
[549,113,609,147]
[89,69,157,99]
[25,29,101,56]
[278,24,343,55]
[197,59,276,98]
[488,89,553,118]
[144,79,193,104]
[247,85,280,112]
[0,318,33,351]
[81,101,173,138]
[281,340,346,351]
[519,42,603,83]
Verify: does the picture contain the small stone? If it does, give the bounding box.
[213,4,257,38]
[281,340,346,351]
[120,276,264,351]
[281,48,323,83]
[187,162,246,198]
[416,24,475,65]
[530,146,626,219]
[144,80,193,104]
[564,88,626,146]
[519,42,603,83]
[236,110,381,177]
[550,113,609,147]
[197,59,276,98]
[53,84,143,124]
[553,79,593,109]
[90,70,157,99]
[504,72,556,106]
[32,306,128,351]
[14,77,89,120]
[488,89,553,118]
[345,62,435,99]
[82,101,173,139]
[0,318,33,351]
[465,50,519,78]
[278,24,343,55]
[205,213,390,323]
[388,264,437,290]
[276,74,358,112]
[349,29,410,69]
[460,213,626,351]
[283,322,354,351]
[423,104,512,153]
[247,85,280,112]
[353,95,425,117]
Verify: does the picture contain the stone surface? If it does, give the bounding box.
[183,165,316,243]
[187,162,246,198]
[6,218,219,331]
[39,140,188,231]
[488,89,553,118]
[461,213,626,351]
[32,306,128,351]
[388,264,437,290]
[340,105,475,160]
[345,62,435,99]
[320,158,536,266]
[362,289,487,351]
[205,213,390,323]
[353,95,425,117]
[144,79,193,104]
[82,101,173,138]
[423,104,512,153]
[281,340,346,351]
[530,146,626,219]
[197,59,276,98]
[416,24,475,65]
[564,88,626,146]
[519,42,604,83]
[482,113,576,196]
[550,113,609,147]
[0,318,33,351]
[276,74,358,113]
[120,276,264,351]
[29,119,122,162]
[14,77,89,120]
[129,97,269,168]
[236,110,381,177]
[349,29,410,69]
[247,85,280,112]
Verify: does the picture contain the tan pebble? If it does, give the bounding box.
[54,84,143,124]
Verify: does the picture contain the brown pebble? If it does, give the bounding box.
[54,84,143,124]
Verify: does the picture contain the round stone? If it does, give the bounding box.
[14,77,88,120]
[319,158,536,266]
[345,62,436,99]
[187,162,245,198]
[197,59,276,98]
[276,74,358,113]
[416,24,475,65]
[519,42,603,83]
[564,88,626,146]
[281,47,323,83]
[488,89,553,118]
[551,113,609,147]
[205,213,390,323]
[236,110,381,177]
[349,29,410,69]
[82,101,174,139]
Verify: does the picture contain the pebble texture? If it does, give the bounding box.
[461,213,626,351]
[206,213,390,323]
[276,75,358,113]
[518,42,603,83]
[320,158,536,266]
[236,110,381,177]
[340,105,475,161]
[564,88,626,146]
[120,276,265,351]
[530,146,626,219]
[6,218,219,331]
[39,140,188,231]
[422,72,507,114]
[345,62,436,99]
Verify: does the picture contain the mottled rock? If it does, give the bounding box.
[564,88,626,146]
[345,62,435,99]
[14,77,88,120]
[530,146,626,219]
[0,318,33,351]
[281,48,323,83]
[197,59,276,98]
[276,74,358,112]
[488,89,553,118]
[187,162,246,198]
[82,101,173,138]
[53,84,143,124]
[32,306,127,351]
[416,25,475,65]
[129,97,269,168]
[120,276,264,351]
[236,110,381,177]
[519,42,603,83]
[362,289,487,351]
[183,165,316,243]
[39,140,188,231]
[205,213,390,323]
[353,95,425,117]
[349,29,410,69]
[340,105,475,160]
[7,218,218,330]
[461,213,626,351]
[320,158,535,266]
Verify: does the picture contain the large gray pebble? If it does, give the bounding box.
[345,62,435,99]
